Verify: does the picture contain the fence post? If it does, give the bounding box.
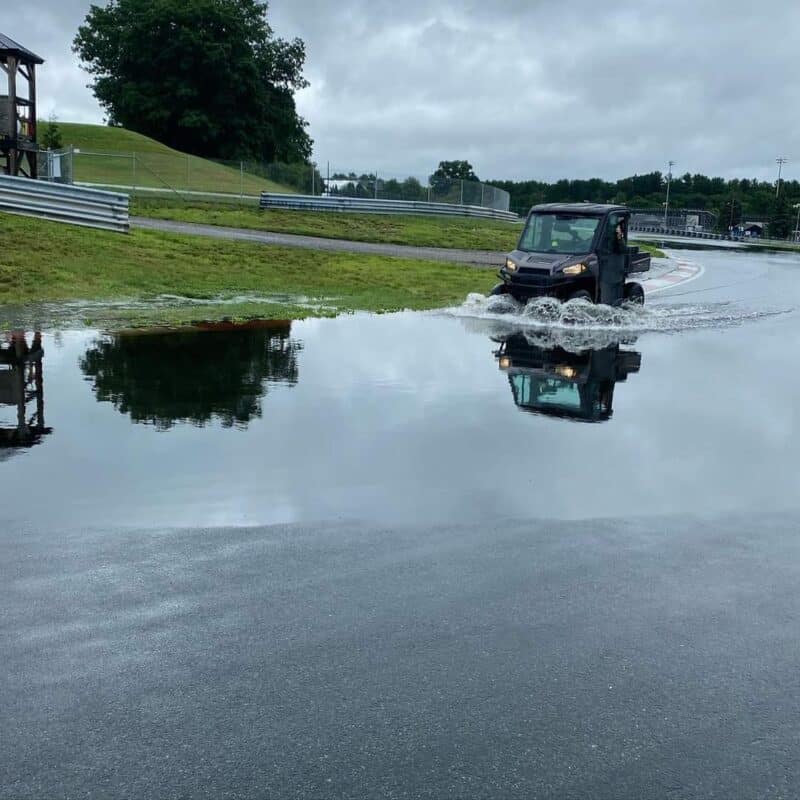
[375,170,378,200]
[460,180,464,206]
[481,183,485,208]
[187,154,191,191]
[240,161,244,201]
[132,152,136,193]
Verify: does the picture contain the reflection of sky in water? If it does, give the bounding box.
[0,286,799,533]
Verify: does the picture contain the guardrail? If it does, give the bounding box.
[260,193,521,222]
[0,175,129,233]
[630,225,726,240]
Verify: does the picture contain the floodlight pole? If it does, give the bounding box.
[776,157,788,197]
[663,160,675,231]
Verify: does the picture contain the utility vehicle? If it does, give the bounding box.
[495,333,641,423]
[492,204,650,305]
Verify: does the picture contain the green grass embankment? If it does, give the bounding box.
[0,212,495,327]
[54,123,294,196]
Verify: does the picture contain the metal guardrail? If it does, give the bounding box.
[260,193,520,222]
[0,175,129,233]
[631,225,726,240]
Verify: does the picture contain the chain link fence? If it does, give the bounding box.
[323,172,510,211]
[36,148,511,212]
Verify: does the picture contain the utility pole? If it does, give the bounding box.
[776,157,788,197]
[663,160,675,231]
[794,203,800,242]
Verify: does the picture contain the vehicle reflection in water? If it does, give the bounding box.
[494,332,641,423]
[80,320,301,430]
[0,331,52,452]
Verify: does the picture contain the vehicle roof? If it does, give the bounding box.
[528,203,628,216]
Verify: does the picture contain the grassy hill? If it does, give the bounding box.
[51,122,297,196]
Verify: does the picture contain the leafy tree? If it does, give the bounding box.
[768,193,792,239]
[80,324,301,430]
[73,0,312,163]
[717,196,743,232]
[41,114,63,150]
[430,160,479,193]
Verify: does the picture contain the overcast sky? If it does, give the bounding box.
[8,0,800,181]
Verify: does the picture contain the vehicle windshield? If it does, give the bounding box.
[511,375,582,411]
[518,213,600,255]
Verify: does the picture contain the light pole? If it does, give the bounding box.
[663,160,675,231]
[776,157,788,197]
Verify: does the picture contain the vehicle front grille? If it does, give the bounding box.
[519,267,551,276]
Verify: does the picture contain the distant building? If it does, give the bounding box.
[733,222,764,239]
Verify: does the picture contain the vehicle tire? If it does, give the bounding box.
[623,282,645,305]
[489,282,509,296]
[567,289,593,303]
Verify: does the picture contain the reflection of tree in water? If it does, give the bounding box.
[80,322,301,430]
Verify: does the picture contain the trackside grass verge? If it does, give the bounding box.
[131,198,667,258]
[0,213,495,328]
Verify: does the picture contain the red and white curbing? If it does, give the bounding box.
[642,259,704,295]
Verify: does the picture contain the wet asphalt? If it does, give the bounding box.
[5,514,800,799]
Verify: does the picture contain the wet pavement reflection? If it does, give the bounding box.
[0,331,52,453]
[80,320,300,430]
[493,332,641,422]
[2,247,800,531]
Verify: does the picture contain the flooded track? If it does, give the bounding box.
[4,246,800,799]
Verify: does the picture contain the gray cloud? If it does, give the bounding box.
[7,0,800,181]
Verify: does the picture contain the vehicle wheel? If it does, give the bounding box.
[624,282,645,305]
[567,289,593,303]
[489,283,509,296]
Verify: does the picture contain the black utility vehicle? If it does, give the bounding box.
[495,333,642,423]
[492,203,650,305]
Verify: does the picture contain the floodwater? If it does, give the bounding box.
[1,247,798,531]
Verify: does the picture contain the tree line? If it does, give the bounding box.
[489,172,800,236]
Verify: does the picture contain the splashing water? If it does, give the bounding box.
[443,293,790,335]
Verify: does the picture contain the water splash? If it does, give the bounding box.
[443,293,790,336]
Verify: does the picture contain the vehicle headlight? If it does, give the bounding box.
[555,365,578,379]
[504,258,518,272]
[499,357,512,369]
[562,262,587,275]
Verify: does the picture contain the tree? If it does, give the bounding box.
[73,0,312,163]
[80,324,301,430]
[41,114,63,150]
[768,193,792,239]
[717,196,743,232]
[430,160,479,183]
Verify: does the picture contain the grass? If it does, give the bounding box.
[53,122,295,196]
[132,198,524,249]
[0,212,495,328]
[132,198,667,257]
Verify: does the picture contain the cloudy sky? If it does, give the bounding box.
[9,0,800,181]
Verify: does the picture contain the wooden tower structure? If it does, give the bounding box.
[0,332,51,450]
[0,32,43,178]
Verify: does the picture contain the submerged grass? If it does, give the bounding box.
[0,212,495,327]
